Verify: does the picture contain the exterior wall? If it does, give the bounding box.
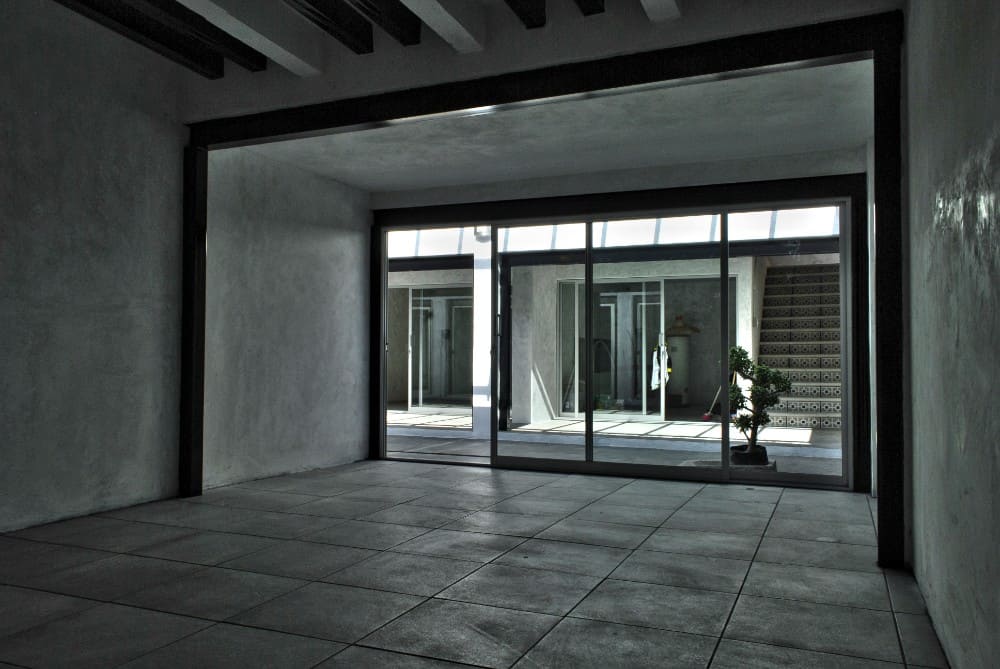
[0,2,185,531]
[906,2,1000,667]
[204,148,371,488]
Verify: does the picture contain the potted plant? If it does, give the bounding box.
[728,345,792,465]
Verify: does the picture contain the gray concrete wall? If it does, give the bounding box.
[204,148,370,488]
[0,2,186,531]
[906,2,1000,667]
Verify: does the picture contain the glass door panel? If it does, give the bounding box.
[590,217,726,469]
[496,224,585,461]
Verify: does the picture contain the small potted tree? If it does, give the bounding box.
[728,345,792,466]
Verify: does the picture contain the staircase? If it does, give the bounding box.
[758,264,842,430]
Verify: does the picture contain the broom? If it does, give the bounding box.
[702,385,723,421]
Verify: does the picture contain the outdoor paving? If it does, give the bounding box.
[0,460,948,668]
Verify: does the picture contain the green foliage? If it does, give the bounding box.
[728,345,792,450]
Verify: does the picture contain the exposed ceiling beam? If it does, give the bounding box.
[573,0,604,16]
[53,0,224,78]
[399,0,484,53]
[284,0,374,55]
[177,0,327,76]
[639,0,681,22]
[344,0,421,46]
[135,0,267,71]
[503,0,546,29]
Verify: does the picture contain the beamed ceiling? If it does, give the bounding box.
[53,0,683,79]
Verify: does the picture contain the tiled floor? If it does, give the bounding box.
[0,461,948,668]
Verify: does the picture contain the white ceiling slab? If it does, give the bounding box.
[401,0,486,53]
[246,60,873,192]
[640,0,682,22]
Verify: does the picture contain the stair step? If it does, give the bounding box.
[782,369,842,383]
[760,342,841,356]
[760,354,840,370]
[763,305,840,317]
[768,414,843,429]
[766,272,839,286]
[773,399,841,413]
[760,331,840,344]
[768,263,839,273]
[785,383,842,399]
[761,320,840,331]
[764,294,840,307]
[765,285,841,297]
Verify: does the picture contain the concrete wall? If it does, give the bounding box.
[204,148,370,488]
[0,2,186,531]
[906,2,1000,667]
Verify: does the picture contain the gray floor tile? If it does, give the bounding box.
[232,582,423,643]
[100,499,244,529]
[766,517,877,546]
[639,528,760,559]
[10,516,122,543]
[119,623,343,668]
[20,554,201,601]
[774,502,873,524]
[221,540,376,579]
[362,598,558,669]
[725,595,902,663]
[516,486,608,502]
[132,531,280,565]
[226,510,345,539]
[0,537,110,583]
[236,476,357,496]
[437,563,601,615]
[755,537,880,572]
[118,567,304,620]
[618,480,705,496]
[393,529,525,562]
[408,491,507,511]
[360,504,471,528]
[337,486,432,503]
[711,639,902,668]
[0,585,97,638]
[663,509,770,535]
[570,578,735,636]
[494,539,631,577]
[15,517,195,553]
[304,520,430,550]
[599,490,693,510]
[570,502,675,526]
[315,646,466,668]
[323,551,480,596]
[884,569,927,613]
[611,549,750,593]
[443,511,562,536]
[743,561,890,610]
[536,518,653,549]
[696,484,783,503]
[681,497,776,517]
[488,497,590,516]
[513,617,716,669]
[290,497,397,519]
[192,487,322,511]
[0,603,210,669]
[895,612,949,668]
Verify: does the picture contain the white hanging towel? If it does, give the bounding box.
[650,350,660,390]
[662,342,670,385]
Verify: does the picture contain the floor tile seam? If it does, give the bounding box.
[603,574,745,596]
[506,527,641,667]
[105,620,234,669]
[707,485,786,667]
[320,642,487,669]
[709,637,907,667]
[762,532,878,548]
[27,558,221,604]
[720,628,905,664]
[883,571,912,668]
[0,585,108,643]
[5,515,211,549]
[731,590,895,614]
[561,610,728,640]
[751,556,882,575]
[492,532,646,551]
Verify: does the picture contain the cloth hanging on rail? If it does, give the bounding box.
[650,343,671,391]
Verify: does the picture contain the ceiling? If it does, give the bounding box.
[245,59,874,193]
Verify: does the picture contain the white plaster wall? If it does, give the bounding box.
[204,148,371,487]
[907,2,1000,667]
[0,2,185,531]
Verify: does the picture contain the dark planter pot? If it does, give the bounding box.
[730,444,769,466]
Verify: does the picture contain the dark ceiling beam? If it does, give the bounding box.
[573,0,604,16]
[283,0,374,54]
[503,0,546,29]
[134,0,267,71]
[344,0,421,46]
[53,0,224,78]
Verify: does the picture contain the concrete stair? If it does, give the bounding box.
[758,264,842,430]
